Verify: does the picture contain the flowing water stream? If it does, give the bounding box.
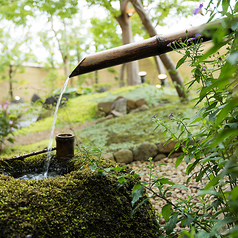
[43,76,71,178]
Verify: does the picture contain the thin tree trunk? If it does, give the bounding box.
[95,70,98,84]
[63,56,72,85]
[115,0,140,86]
[130,0,187,100]
[120,64,126,87]
[9,64,14,101]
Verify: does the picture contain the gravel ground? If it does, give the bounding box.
[129,158,205,234]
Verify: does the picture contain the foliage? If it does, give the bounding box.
[0,27,35,100]
[115,1,238,237]
[151,0,201,27]
[42,69,62,92]
[0,0,34,25]
[0,101,20,150]
[0,0,79,25]
[90,15,122,51]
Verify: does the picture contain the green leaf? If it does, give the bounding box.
[211,129,238,148]
[170,184,188,190]
[131,185,144,207]
[90,164,97,172]
[104,168,111,172]
[117,176,125,184]
[204,176,220,190]
[184,214,195,227]
[235,1,238,13]
[195,229,210,238]
[157,178,174,185]
[210,217,236,236]
[227,52,238,65]
[132,184,142,193]
[175,154,184,168]
[130,197,150,217]
[162,204,173,222]
[7,138,14,144]
[186,160,199,175]
[231,186,238,200]
[176,55,187,69]
[222,0,229,14]
[164,214,178,234]
[198,189,221,197]
[110,165,127,172]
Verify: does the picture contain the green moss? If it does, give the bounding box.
[0,154,160,238]
[14,85,145,136]
[76,101,199,153]
[7,85,200,156]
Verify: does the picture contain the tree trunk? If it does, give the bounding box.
[115,0,140,86]
[9,64,14,101]
[119,64,126,87]
[130,0,187,100]
[63,56,72,85]
[95,70,98,84]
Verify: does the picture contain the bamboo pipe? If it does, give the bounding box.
[69,19,226,78]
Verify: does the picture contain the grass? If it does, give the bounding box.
[2,84,201,157]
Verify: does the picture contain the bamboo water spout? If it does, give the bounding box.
[69,20,220,78]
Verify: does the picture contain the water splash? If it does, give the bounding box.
[43,77,70,178]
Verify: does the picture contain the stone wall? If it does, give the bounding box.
[101,141,182,164]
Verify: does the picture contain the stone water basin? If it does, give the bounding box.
[0,153,160,238]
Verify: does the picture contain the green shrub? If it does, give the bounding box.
[115,2,238,237]
[0,101,20,150]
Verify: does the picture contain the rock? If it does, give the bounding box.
[31,93,41,103]
[127,99,137,109]
[135,98,146,107]
[113,96,125,102]
[129,108,140,114]
[0,155,159,237]
[114,149,133,164]
[101,153,115,162]
[95,110,106,118]
[157,141,179,154]
[126,105,131,114]
[110,110,124,117]
[133,142,158,161]
[111,98,127,115]
[98,101,113,114]
[138,104,149,111]
[96,114,113,123]
[153,154,167,162]
[43,94,68,108]
[98,86,106,93]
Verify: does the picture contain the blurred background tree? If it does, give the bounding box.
[0,27,35,101]
[0,0,208,100]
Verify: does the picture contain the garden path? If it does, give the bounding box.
[8,120,100,147]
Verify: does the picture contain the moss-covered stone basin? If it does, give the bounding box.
[0,153,160,237]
